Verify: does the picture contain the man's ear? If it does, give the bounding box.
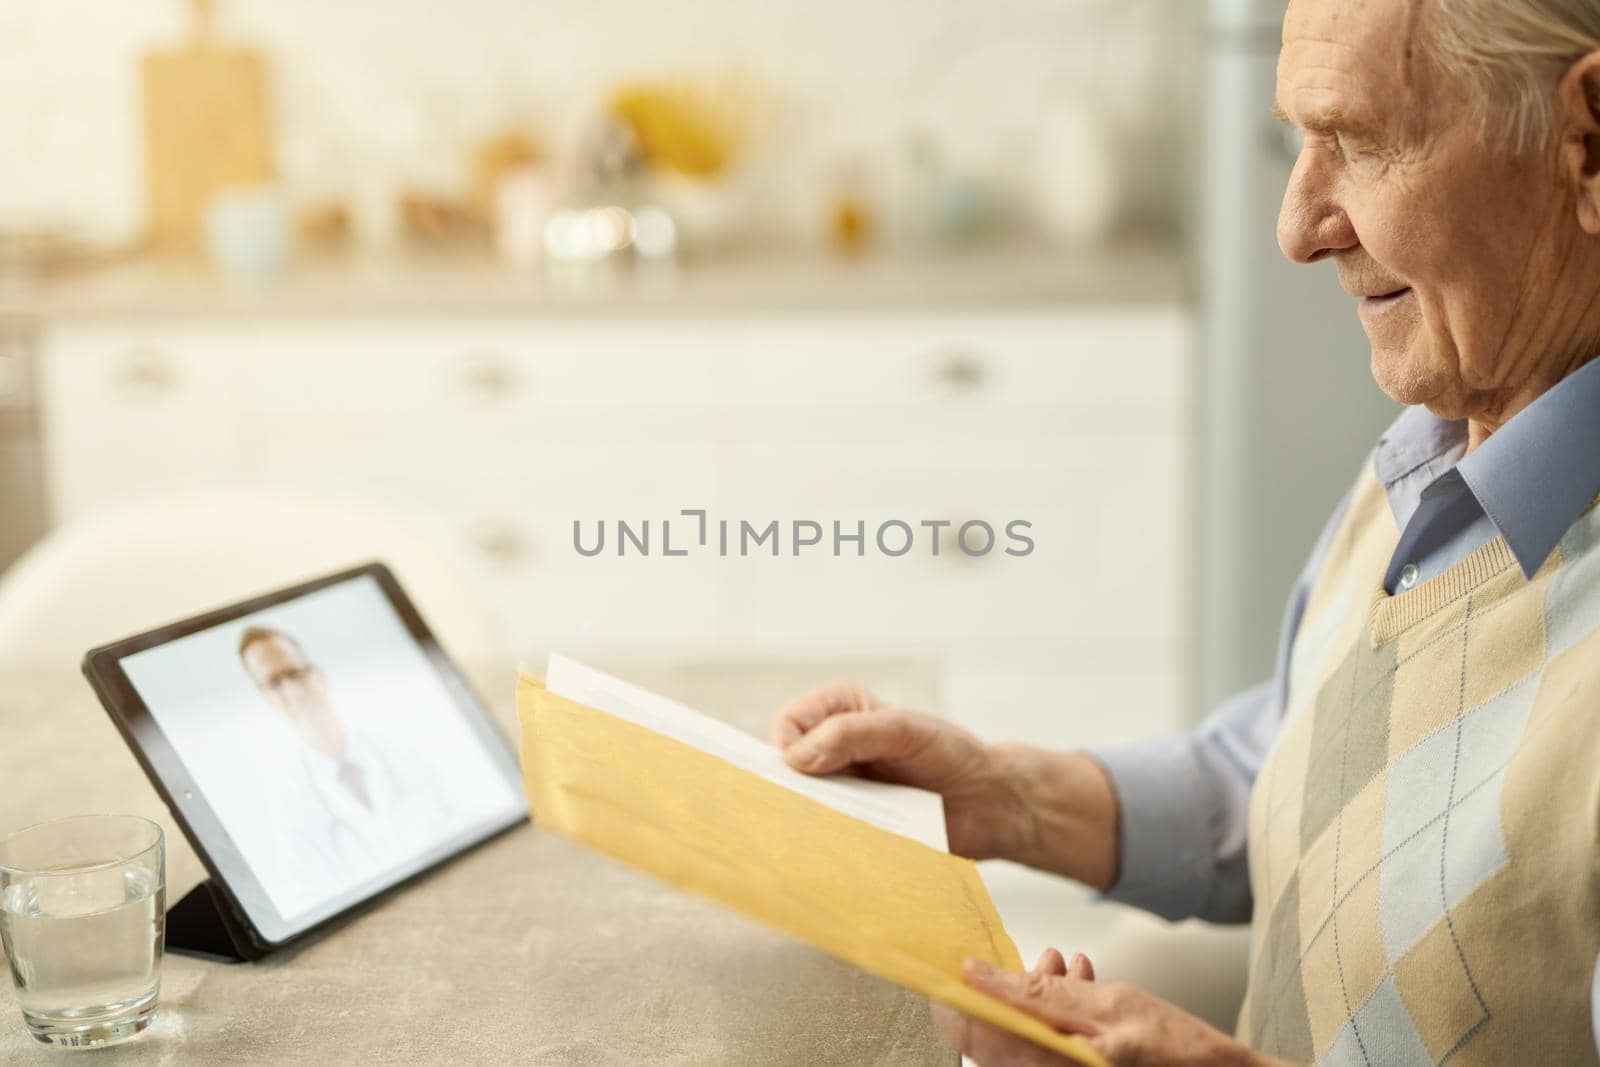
[1558,49,1600,234]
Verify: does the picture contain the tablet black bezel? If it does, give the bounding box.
[82,561,527,952]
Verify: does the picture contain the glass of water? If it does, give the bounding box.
[0,815,165,1048]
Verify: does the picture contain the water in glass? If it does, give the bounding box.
[0,815,165,1048]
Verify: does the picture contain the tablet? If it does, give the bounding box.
[82,562,527,952]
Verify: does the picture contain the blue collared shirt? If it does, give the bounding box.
[1092,355,1600,1042]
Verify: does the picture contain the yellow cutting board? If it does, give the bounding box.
[518,676,1108,1067]
[141,11,273,251]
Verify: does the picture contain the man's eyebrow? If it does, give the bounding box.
[1270,100,1357,135]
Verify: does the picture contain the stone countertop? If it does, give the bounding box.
[0,669,957,1065]
[0,243,1187,324]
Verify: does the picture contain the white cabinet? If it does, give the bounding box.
[37,305,1194,742]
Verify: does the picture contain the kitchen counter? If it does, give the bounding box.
[0,243,1186,323]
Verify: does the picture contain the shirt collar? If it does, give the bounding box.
[1374,355,1600,578]
[1456,355,1600,576]
[1373,404,1468,531]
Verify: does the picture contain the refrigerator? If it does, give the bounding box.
[1196,0,1399,710]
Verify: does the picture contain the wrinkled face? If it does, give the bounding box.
[1276,0,1583,420]
[241,633,332,734]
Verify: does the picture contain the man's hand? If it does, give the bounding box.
[768,683,1016,858]
[932,950,1284,1067]
[767,683,1119,888]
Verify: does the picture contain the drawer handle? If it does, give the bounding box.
[459,354,517,399]
[929,349,988,393]
[114,351,177,394]
[937,523,993,564]
[471,523,530,568]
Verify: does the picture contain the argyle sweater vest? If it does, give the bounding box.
[1236,464,1600,1065]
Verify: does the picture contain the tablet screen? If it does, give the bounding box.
[117,572,524,932]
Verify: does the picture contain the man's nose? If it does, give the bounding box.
[1277,148,1358,264]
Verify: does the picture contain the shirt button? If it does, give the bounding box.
[1399,563,1419,590]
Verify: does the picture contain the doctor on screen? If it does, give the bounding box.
[237,625,458,909]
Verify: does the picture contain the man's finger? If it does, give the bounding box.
[782,708,921,775]
[962,958,1103,1035]
[1033,948,1068,978]
[930,1002,1074,1067]
[1065,952,1095,982]
[766,682,876,748]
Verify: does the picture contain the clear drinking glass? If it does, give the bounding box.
[0,815,165,1048]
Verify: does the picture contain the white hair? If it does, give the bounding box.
[1427,0,1600,153]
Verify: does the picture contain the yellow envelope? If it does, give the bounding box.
[518,676,1106,1067]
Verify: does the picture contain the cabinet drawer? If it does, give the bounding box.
[717,309,1190,411]
[235,322,744,413]
[232,310,1190,416]
[242,413,729,511]
[39,326,245,520]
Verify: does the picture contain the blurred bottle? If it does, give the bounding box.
[824,153,876,255]
[1029,101,1119,246]
[494,166,557,271]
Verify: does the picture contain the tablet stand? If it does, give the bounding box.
[166,880,265,962]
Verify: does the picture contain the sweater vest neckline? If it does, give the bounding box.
[1366,536,1521,646]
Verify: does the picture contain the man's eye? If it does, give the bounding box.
[1334,133,1379,163]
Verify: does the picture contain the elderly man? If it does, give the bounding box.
[769,0,1600,1063]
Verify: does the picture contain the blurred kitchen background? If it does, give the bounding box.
[0,0,1396,1004]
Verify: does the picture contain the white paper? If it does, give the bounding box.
[544,654,949,852]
